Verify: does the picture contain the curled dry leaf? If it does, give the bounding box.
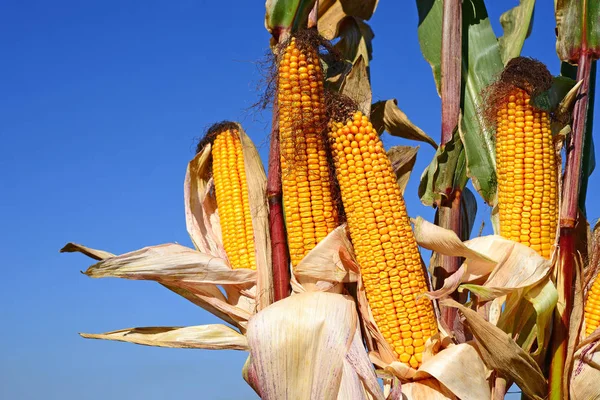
[370,99,437,149]
[184,144,227,259]
[413,218,552,301]
[245,291,384,400]
[387,145,419,196]
[373,342,490,400]
[80,324,249,351]
[318,0,379,40]
[340,55,372,116]
[442,299,547,400]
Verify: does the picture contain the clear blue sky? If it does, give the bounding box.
[1,1,597,399]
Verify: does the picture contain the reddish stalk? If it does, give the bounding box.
[436,0,464,335]
[549,50,593,399]
[268,98,291,301]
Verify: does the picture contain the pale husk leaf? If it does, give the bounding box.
[246,291,384,400]
[81,243,256,286]
[413,217,494,265]
[62,242,254,328]
[294,224,359,290]
[415,343,490,400]
[400,379,456,400]
[238,126,273,310]
[442,299,547,399]
[571,341,600,400]
[80,324,249,350]
[184,146,226,259]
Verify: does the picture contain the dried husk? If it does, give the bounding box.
[442,299,547,400]
[63,126,272,332]
[245,291,384,400]
[80,324,249,350]
[293,224,359,292]
[571,340,600,400]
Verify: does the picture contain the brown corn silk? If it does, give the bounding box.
[212,128,257,270]
[277,36,339,267]
[496,88,558,259]
[328,110,438,368]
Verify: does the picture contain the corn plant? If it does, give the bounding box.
[62,0,599,399]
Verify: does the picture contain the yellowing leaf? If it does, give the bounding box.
[81,324,249,350]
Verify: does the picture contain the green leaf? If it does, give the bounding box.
[531,76,577,112]
[555,0,600,63]
[417,0,504,205]
[498,0,536,65]
[265,0,315,36]
[416,0,443,94]
[418,126,467,207]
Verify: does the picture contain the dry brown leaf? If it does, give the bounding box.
[387,145,419,196]
[413,217,495,269]
[370,99,437,149]
[60,243,115,260]
[318,0,379,40]
[340,55,372,116]
[81,324,249,350]
[442,299,547,399]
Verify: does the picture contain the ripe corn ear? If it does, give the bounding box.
[496,88,558,259]
[585,274,600,336]
[328,111,438,368]
[277,36,338,267]
[212,129,257,270]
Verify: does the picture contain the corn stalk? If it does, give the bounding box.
[434,0,465,335]
[267,98,291,301]
[549,0,599,397]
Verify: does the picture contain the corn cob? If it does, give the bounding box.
[328,111,438,368]
[496,88,558,259]
[277,36,338,266]
[212,128,256,270]
[585,274,600,336]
